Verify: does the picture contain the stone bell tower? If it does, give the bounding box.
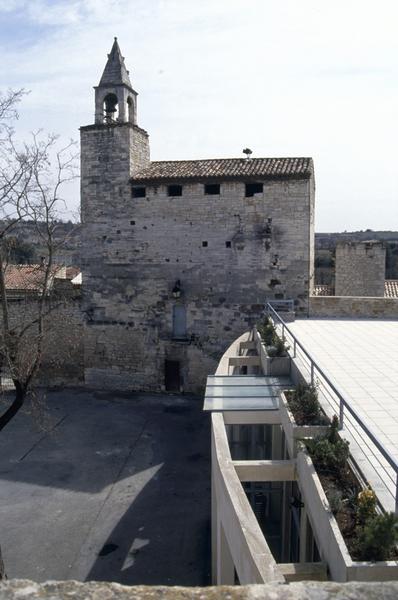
[80,39,150,387]
[94,37,138,125]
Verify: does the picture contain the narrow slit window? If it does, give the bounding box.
[245,182,263,197]
[132,186,146,198]
[173,305,187,339]
[204,184,220,195]
[168,185,183,197]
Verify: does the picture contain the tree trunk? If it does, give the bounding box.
[0,544,6,580]
[0,382,25,433]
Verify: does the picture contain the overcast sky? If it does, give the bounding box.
[0,0,397,232]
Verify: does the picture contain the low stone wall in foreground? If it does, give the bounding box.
[1,581,398,600]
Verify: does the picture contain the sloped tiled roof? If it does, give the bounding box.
[385,280,398,298]
[5,265,63,292]
[131,157,313,183]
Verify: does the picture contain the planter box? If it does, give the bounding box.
[296,448,398,582]
[255,331,291,376]
[279,391,330,458]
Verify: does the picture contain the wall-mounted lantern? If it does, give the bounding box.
[172,279,182,298]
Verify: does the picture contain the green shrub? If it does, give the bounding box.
[328,489,344,515]
[328,415,340,444]
[267,336,290,357]
[288,383,322,425]
[257,316,277,346]
[356,488,377,526]
[357,512,398,561]
[305,435,349,474]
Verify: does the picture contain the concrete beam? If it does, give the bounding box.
[228,356,261,367]
[223,411,280,425]
[233,460,296,482]
[278,562,328,582]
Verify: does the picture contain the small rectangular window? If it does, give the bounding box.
[132,186,146,198]
[245,182,263,197]
[204,184,220,195]
[173,305,187,338]
[225,241,231,248]
[202,241,208,247]
[168,185,182,197]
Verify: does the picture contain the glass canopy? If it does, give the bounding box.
[203,375,291,412]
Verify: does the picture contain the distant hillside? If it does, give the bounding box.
[0,220,80,265]
[315,231,398,284]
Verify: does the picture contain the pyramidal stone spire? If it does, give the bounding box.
[99,37,132,88]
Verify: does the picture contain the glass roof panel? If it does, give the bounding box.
[203,375,291,411]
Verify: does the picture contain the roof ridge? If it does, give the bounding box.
[148,156,311,164]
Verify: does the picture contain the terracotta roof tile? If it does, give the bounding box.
[131,157,313,183]
[5,265,62,292]
[385,280,398,298]
[313,285,334,296]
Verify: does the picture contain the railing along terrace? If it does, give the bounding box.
[266,302,398,515]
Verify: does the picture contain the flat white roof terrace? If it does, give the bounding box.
[287,318,398,512]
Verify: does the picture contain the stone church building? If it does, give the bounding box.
[81,39,315,392]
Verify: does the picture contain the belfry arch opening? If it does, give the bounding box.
[127,96,134,123]
[103,93,119,123]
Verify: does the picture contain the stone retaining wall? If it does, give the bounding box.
[309,295,398,319]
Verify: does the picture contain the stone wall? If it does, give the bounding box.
[81,146,314,392]
[1,580,398,600]
[335,241,386,297]
[309,295,398,319]
[2,295,84,387]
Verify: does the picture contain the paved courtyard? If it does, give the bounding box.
[0,390,210,585]
[289,318,398,511]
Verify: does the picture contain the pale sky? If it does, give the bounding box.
[0,0,397,232]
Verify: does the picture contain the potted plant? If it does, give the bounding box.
[279,383,330,457]
[255,317,291,376]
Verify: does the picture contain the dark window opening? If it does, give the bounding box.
[245,182,263,197]
[132,186,146,198]
[116,230,121,234]
[205,184,220,195]
[225,241,231,248]
[202,241,208,247]
[130,220,135,225]
[168,185,182,197]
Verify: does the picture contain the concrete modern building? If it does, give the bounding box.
[80,39,315,393]
[205,313,398,585]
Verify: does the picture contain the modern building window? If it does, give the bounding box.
[168,185,183,197]
[172,305,187,338]
[204,184,220,195]
[132,186,146,198]
[245,182,263,197]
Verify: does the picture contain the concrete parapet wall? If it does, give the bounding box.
[2,580,398,599]
[309,295,398,319]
